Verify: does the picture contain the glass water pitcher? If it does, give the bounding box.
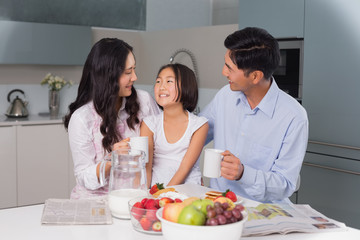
[108,149,149,219]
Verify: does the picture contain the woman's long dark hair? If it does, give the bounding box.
[64,38,140,152]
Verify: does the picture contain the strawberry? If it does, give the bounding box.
[145,207,158,222]
[152,221,162,232]
[144,199,157,209]
[141,198,148,206]
[222,189,237,202]
[139,217,152,231]
[155,199,160,208]
[131,202,145,221]
[149,183,164,195]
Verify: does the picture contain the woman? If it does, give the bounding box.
[64,38,160,199]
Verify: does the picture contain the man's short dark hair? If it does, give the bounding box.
[224,27,280,79]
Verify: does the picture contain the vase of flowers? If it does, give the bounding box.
[41,73,73,117]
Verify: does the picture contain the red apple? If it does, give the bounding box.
[162,202,185,223]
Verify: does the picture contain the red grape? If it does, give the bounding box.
[214,202,222,208]
[215,206,224,215]
[235,204,245,212]
[222,202,229,210]
[209,218,219,226]
[223,210,233,219]
[229,216,237,223]
[207,209,216,218]
[217,215,227,225]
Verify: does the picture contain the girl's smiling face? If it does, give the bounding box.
[154,67,180,108]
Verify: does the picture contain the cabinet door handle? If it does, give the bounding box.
[308,140,360,151]
[303,162,360,176]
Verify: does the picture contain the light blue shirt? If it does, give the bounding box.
[199,80,308,203]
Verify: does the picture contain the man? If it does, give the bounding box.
[200,27,308,203]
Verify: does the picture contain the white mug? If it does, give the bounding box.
[129,136,149,163]
[203,148,224,178]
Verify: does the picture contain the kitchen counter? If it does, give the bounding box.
[0,114,64,126]
[1,184,359,240]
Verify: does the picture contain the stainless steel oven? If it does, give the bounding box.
[273,39,304,103]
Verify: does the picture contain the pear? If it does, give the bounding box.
[177,205,206,226]
[191,199,214,215]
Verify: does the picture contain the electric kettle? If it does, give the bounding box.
[5,89,29,118]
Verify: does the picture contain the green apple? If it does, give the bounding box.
[177,205,206,226]
[191,199,214,215]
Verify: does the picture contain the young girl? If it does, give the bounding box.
[141,63,209,187]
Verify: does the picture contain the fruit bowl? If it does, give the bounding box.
[156,207,248,240]
[128,196,162,235]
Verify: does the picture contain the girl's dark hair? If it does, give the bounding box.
[224,27,280,79]
[157,63,198,112]
[64,38,140,152]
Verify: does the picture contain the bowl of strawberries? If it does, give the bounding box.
[128,196,163,234]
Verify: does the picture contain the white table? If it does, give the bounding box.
[1,184,360,240]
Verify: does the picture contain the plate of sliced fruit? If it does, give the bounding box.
[204,189,243,205]
[149,183,188,200]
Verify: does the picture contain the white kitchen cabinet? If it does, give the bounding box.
[0,126,17,209]
[17,124,70,206]
[238,0,304,38]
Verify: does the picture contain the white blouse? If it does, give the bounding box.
[143,111,208,186]
[68,89,160,199]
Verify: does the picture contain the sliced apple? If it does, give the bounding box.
[213,196,235,210]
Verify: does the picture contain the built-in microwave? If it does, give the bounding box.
[273,39,304,103]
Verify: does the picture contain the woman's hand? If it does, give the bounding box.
[220,150,244,181]
[112,137,130,151]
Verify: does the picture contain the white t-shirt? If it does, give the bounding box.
[68,89,160,199]
[143,111,208,186]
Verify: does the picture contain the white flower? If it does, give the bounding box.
[40,73,73,91]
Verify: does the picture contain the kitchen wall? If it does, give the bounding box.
[212,0,239,25]
[0,24,238,116]
[146,0,212,31]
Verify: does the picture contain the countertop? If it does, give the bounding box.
[0,113,64,126]
[1,184,359,240]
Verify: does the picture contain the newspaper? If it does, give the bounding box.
[242,203,347,236]
[41,198,113,225]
